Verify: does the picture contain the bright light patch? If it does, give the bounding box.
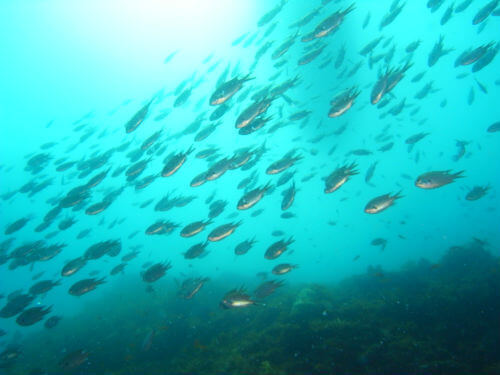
[53,0,256,63]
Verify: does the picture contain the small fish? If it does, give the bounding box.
[124,97,155,133]
[371,238,388,251]
[59,350,89,370]
[428,35,453,67]
[365,161,378,186]
[272,263,298,275]
[265,237,294,260]
[487,121,500,132]
[220,288,258,309]
[180,220,212,238]
[237,183,272,210]
[465,185,490,201]
[324,163,359,193]
[207,222,241,242]
[364,192,403,214]
[440,3,454,25]
[142,262,172,283]
[234,238,257,256]
[453,140,469,161]
[472,0,498,24]
[209,75,253,106]
[415,170,465,189]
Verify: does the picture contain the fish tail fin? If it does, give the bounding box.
[242,73,255,82]
[344,3,356,15]
[264,181,273,191]
[402,60,414,72]
[394,190,404,200]
[453,170,466,179]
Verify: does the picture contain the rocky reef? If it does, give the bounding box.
[3,240,499,374]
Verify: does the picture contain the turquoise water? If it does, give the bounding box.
[1,1,499,374]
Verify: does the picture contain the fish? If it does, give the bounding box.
[465,186,490,201]
[428,35,454,67]
[371,61,412,104]
[179,277,209,299]
[16,306,52,326]
[257,0,287,27]
[455,43,495,66]
[281,182,296,211]
[237,183,272,210]
[61,257,87,277]
[209,75,253,105]
[440,3,454,25]
[174,87,192,107]
[163,50,178,64]
[304,4,355,41]
[235,98,274,129]
[365,161,378,186]
[0,293,35,318]
[455,0,474,13]
[141,262,172,283]
[467,87,475,105]
[472,0,498,24]
[362,12,371,29]
[360,37,384,56]
[110,263,126,276]
[231,32,249,46]
[124,97,155,133]
[475,78,488,94]
[371,238,388,251]
[415,170,465,189]
[380,1,406,29]
[472,43,499,72]
[406,40,421,53]
[453,140,469,161]
[406,132,429,152]
[414,81,437,100]
[324,163,359,193]
[29,280,60,295]
[180,220,213,238]
[335,44,346,68]
[59,350,89,370]
[328,87,360,117]
[289,7,320,29]
[254,280,284,299]
[266,150,302,174]
[220,288,258,309]
[68,278,105,296]
[427,0,446,12]
[44,315,62,329]
[487,121,500,132]
[298,45,326,65]
[272,263,298,275]
[161,146,194,177]
[145,220,179,235]
[364,192,403,214]
[184,242,209,259]
[84,240,121,260]
[207,222,241,242]
[234,238,257,255]
[264,237,294,260]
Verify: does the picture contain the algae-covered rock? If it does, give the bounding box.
[290,286,325,318]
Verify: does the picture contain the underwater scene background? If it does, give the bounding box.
[0,0,499,374]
